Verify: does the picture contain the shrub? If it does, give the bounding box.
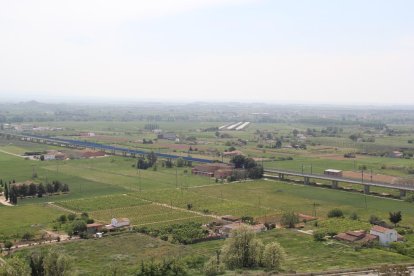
[262,242,286,271]
[313,230,326,241]
[280,211,299,228]
[327,208,344,218]
[349,212,359,220]
[203,256,225,276]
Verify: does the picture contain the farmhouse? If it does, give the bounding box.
[87,223,104,234]
[335,226,403,246]
[45,150,66,160]
[110,218,130,228]
[370,225,402,246]
[324,169,343,177]
[334,230,377,244]
[192,163,234,178]
[157,132,177,141]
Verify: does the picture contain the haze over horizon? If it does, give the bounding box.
[1,0,413,105]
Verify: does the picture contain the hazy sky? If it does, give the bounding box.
[0,0,413,104]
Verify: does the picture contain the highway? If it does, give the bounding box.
[264,168,414,192]
[0,132,214,164]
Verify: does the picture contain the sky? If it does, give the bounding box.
[0,0,413,104]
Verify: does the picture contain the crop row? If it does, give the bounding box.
[56,194,150,212]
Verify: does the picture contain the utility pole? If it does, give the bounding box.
[370,169,373,182]
[139,169,141,192]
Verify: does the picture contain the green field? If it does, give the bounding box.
[2,116,414,274]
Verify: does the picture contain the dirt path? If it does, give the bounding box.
[151,201,222,220]
[0,148,25,158]
[46,202,79,214]
[135,215,208,226]
[0,196,13,206]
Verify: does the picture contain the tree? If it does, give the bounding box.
[247,165,264,179]
[389,211,402,226]
[292,129,299,137]
[37,183,46,197]
[43,249,73,276]
[67,213,76,221]
[280,211,299,228]
[9,185,18,204]
[146,151,157,167]
[222,226,264,269]
[244,158,257,169]
[46,183,54,194]
[29,251,45,276]
[176,157,185,167]
[57,214,67,224]
[20,183,29,197]
[203,255,225,276]
[4,183,9,201]
[0,256,31,276]
[230,155,246,169]
[62,183,69,193]
[262,242,286,271]
[53,180,62,193]
[71,220,87,234]
[29,183,38,196]
[275,139,282,149]
[4,240,13,252]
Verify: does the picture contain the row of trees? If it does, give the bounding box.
[204,227,285,275]
[0,249,73,276]
[136,152,158,170]
[230,155,264,180]
[162,157,192,168]
[4,181,69,204]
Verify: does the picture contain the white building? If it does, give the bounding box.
[111,218,130,228]
[43,154,56,160]
[370,225,398,246]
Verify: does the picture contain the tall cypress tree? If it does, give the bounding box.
[4,183,9,201]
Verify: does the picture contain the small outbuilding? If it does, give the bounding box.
[110,218,130,228]
[370,225,399,246]
[87,223,104,234]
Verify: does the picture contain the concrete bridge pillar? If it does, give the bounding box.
[331,180,338,189]
[363,185,370,194]
[304,177,310,185]
[399,190,407,198]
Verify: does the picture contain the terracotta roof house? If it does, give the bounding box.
[370,226,400,246]
[87,223,104,234]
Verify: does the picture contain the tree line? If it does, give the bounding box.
[3,180,69,205]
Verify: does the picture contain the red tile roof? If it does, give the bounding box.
[371,225,393,233]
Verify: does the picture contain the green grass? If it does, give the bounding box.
[0,204,67,240]
[14,233,194,276]
[260,229,413,272]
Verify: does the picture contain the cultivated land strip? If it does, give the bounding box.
[47,202,79,214]
[125,194,222,220]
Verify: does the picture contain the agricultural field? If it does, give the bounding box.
[2,105,414,274]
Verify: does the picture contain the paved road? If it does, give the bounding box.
[265,168,414,192]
